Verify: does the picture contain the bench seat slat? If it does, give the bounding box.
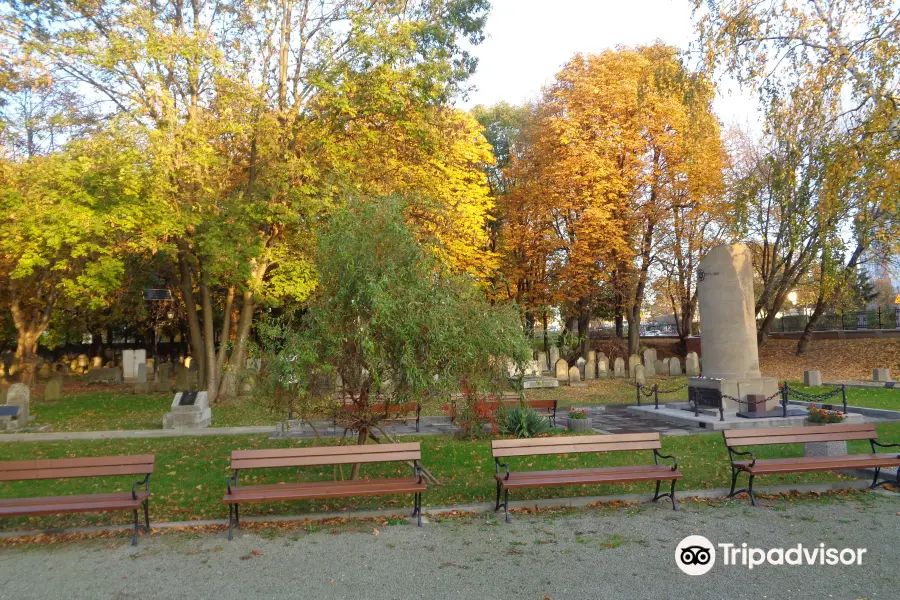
[497,466,681,489]
[231,443,420,460]
[494,441,660,458]
[224,478,425,504]
[725,424,877,446]
[0,454,155,473]
[232,451,421,470]
[0,491,149,517]
[493,433,658,449]
[735,454,900,474]
[0,464,155,482]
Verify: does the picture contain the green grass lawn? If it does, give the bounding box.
[787,382,900,411]
[1,422,897,532]
[26,389,279,431]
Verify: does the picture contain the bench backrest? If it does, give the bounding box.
[337,401,418,414]
[492,433,661,458]
[724,423,877,447]
[484,399,555,411]
[0,454,155,482]
[230,442,421,470]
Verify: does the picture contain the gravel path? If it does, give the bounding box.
[0,495,896,599]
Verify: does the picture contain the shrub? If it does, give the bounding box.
[499,406,552,438]
[807,404,845,424]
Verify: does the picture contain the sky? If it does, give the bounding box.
[457,0,760,129]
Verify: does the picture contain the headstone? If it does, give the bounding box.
[246,358,262,372]
[597,358,609,378]
[44,378,62,401]
[523,360,541,377]
[37,362,50,379]
[649,348,658,364]
[585,359,596,380]
[597,352,607,364]
[555,359,569,382]
[145,358,155,375]
[613,357,625,378]
[654,359,665,375]
[873,368,892,382]
[644,358,656,377]
[668,357,682,376]
[804,370,823,387]
[112,366,123,384]
[134,349,147,377]
[6,383,29,425]
[91,356,103,368]
[689,244,779,410]
[122,349,135,380]
[176,365,190,391]
[575,357,587,378]
[685,352,700,377]
[568,366,584,387]
[634,364,646,386]
[628,355,640,378]
[549,346,560,368]
[537,351,549,373]
[642,349,654,368]
[162,391,212,429]
[77,354,89,369]
[158,363,172,393]
[134,363,150,394]
[587,350,597,368]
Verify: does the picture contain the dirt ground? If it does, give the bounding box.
[757,338,900,381]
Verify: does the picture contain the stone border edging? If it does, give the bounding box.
[787,400,900,420]
[0,479,886,541]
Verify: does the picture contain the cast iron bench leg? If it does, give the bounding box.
[143,499,150,533]
[132,509,139,546]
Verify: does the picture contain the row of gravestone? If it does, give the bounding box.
[538,349,700,385]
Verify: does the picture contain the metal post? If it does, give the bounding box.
[636,383,641,407]
[878,307,882,330]
[782,382,789,418]
[693,389,699,417]
[654,385,659,410]
[841,384,847,414]
[841,310,845,331]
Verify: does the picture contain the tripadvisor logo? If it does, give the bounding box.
[675,535,867,576]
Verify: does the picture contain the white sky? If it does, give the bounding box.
[457,0,760,129]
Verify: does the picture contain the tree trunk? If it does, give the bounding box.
[200,278,218,403]
[627,306,640,356]
[577,299,591,358]
[178,251,206,385]
[215,286,235,378]
[350,427,367,480]
[796,294,826,356]
[218,290,255,399]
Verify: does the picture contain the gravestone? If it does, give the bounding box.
[37,362,50,379]
[122,349,136,381]
[689,244,779,410]
[597,352,607,365]
[575,357,587,379]
[91,356,103,369]
[162,391,212,429]
[134,363,150,394]
[644,358,656,377]
[613,357,625,378]
[568,366,584,387]
[685,352,700,377]
[146,358,155,376]
[628,355,640,378]
[587,350,597,369]
[523,360,542,377]
[585,359,596,380]
[87,367,120,383]
[642,349,654,368]
[654,359,665,375]
[6,383,29,425]
[549,346,560,368]
[634,364,646,386]
[597,358,609,378]
[668,357,682,376]
[804,370,823,387]
[44,378,62,401]
[175,365,190,392]
[555,359,569,383]
[873,368,892,382]
[537,351,549,373]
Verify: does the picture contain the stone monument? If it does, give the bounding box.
[568,366,584,387]
[613,357,625,378]
[554,359,569,383]
[804,370,823,387]
[6,383,29,425]
[163,391,212,429]
[689,244,779,412]
[597,358,609,378]
[669,357,682,376]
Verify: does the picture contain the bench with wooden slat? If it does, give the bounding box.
[724,423,900,505]
[444,394,558,426]
[223,443,426,539]
[491,433,681,522]
[334,400,421,432]
[0,454,154,545]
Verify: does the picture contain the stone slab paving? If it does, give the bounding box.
[0,493,896,600]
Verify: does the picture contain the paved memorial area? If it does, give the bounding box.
[1,495,895,599]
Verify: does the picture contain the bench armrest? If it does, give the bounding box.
[871,440,900,454]
[728,447,756,468]
[495,458,510,480]
[413,461,424,484]
[226,472,240,495]
[653,449,678,472]
[132,474,151,500]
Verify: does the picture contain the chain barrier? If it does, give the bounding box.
[655,383,688,395]
[785,386,843,401]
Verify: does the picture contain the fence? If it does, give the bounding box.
[635,381,848,422]
[766,307,900,333]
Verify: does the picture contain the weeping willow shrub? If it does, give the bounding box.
[258,195,531,442]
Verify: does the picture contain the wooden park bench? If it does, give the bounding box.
[223,442,426,540]
[0,454,154,545]
[491,433,681,522]
[724,423,900,506]
[334,399,421,432]
[445,393,558,426]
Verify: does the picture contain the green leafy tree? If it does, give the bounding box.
[259,197,531,455]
